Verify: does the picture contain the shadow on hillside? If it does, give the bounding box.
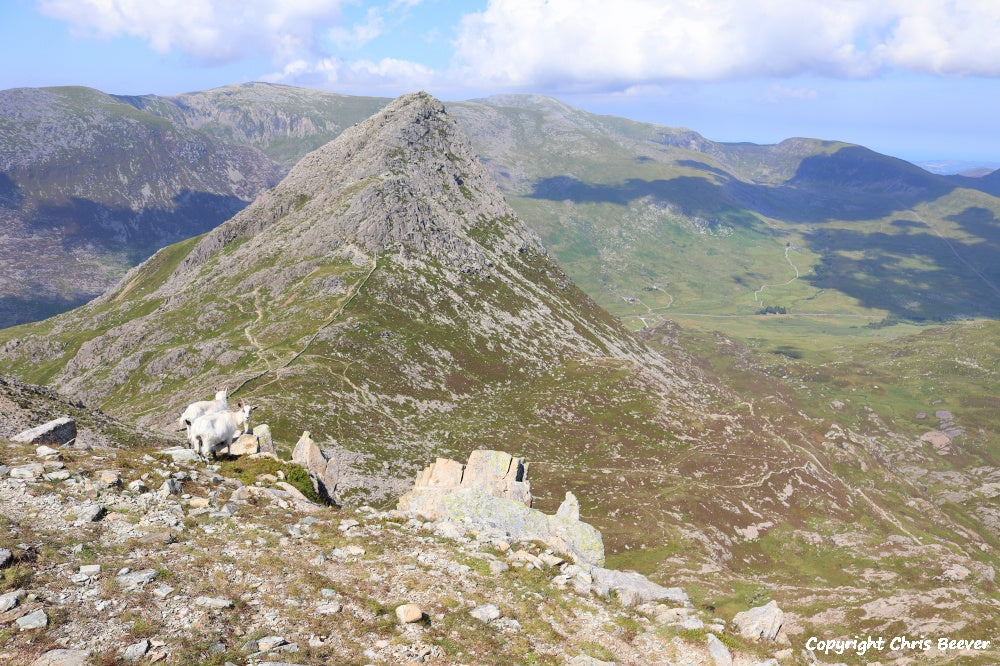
[0,173,24,207]
[528,174,768,232]
[0,293,96,328]
[527,147,1000,320]
[27,190,250,261]
[805,206,1000,319]
[529,146,957,225]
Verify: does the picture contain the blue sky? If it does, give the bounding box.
[3,0,999,169]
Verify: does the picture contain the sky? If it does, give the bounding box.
[2,0,999,170]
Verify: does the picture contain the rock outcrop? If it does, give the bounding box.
[291,431,339,505]
[13,417,77,446]
[398,450,604,566]
[733,600,784,642]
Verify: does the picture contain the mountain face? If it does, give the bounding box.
[2,93,998,646]
[0,85,281,326]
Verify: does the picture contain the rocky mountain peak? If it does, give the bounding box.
[169,91,542,284]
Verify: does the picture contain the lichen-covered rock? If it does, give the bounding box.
[589,567,689,608]
[556,491,580,521]
[398,450,604,565]
[254,424,275,454]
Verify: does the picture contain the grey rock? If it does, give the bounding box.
[116,568,158,590]
[398,450,604,565]
[677,617,704,630]
[13,417,76,446]
[733,600,783,642]
[470,603,502,623]
[316,601,342,614]
[0,547,12,568]
[10,463,44,480]
[257,636,287,651]
[556,491,581,521]
[123,638,150,662]
[79,564,101,577]
[30,649,91,666]
[44,470,71,481]
[152,585,175,599]
[292,431,337,503]
[707,633,733,666]
[252,423,274,454]
[194,596,233,609]
[128,479,149,493]
[16,608,48,630]
[566,655,617,665]
[0,588,25,612]
[159,446,200,463]
[590,567,689,608]
[76,504,106,524]
[160,478,183,495]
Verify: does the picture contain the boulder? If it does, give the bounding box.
[395,603,423,623]
[254,424,275,454]
[16,609,48,630]
[0,588,24,612]
[920,430,952,453]
[229,432,259,456]
[159,447,199,463]
[398,450,604,566]
[556,491,580,521]
[291,431,337,503]
[116,568,158,590]
[589,567,689,608]
[30,649,91,666]
[733,600,783,642]
[9,463,44,480]
[470,603,502,623]
[462,450,531,504]
[123,639,150,663]
[707,633,733,666]
[13,417,76,446]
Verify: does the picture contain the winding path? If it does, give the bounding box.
[754,246,801,306]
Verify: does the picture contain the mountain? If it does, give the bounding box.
[0,85,281,326]
[7,83,1000,339]
[2,93,997,647]
[115,82,388,169]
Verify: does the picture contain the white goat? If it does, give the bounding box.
[178,388,228,437]
[188,401,256,460]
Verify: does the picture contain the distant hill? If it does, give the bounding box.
[0,85,281,325]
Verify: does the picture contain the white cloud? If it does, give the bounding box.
[36,0,348,64]
[328,7,384,50]
[453,0,1000,90]
[263,56,435,92]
